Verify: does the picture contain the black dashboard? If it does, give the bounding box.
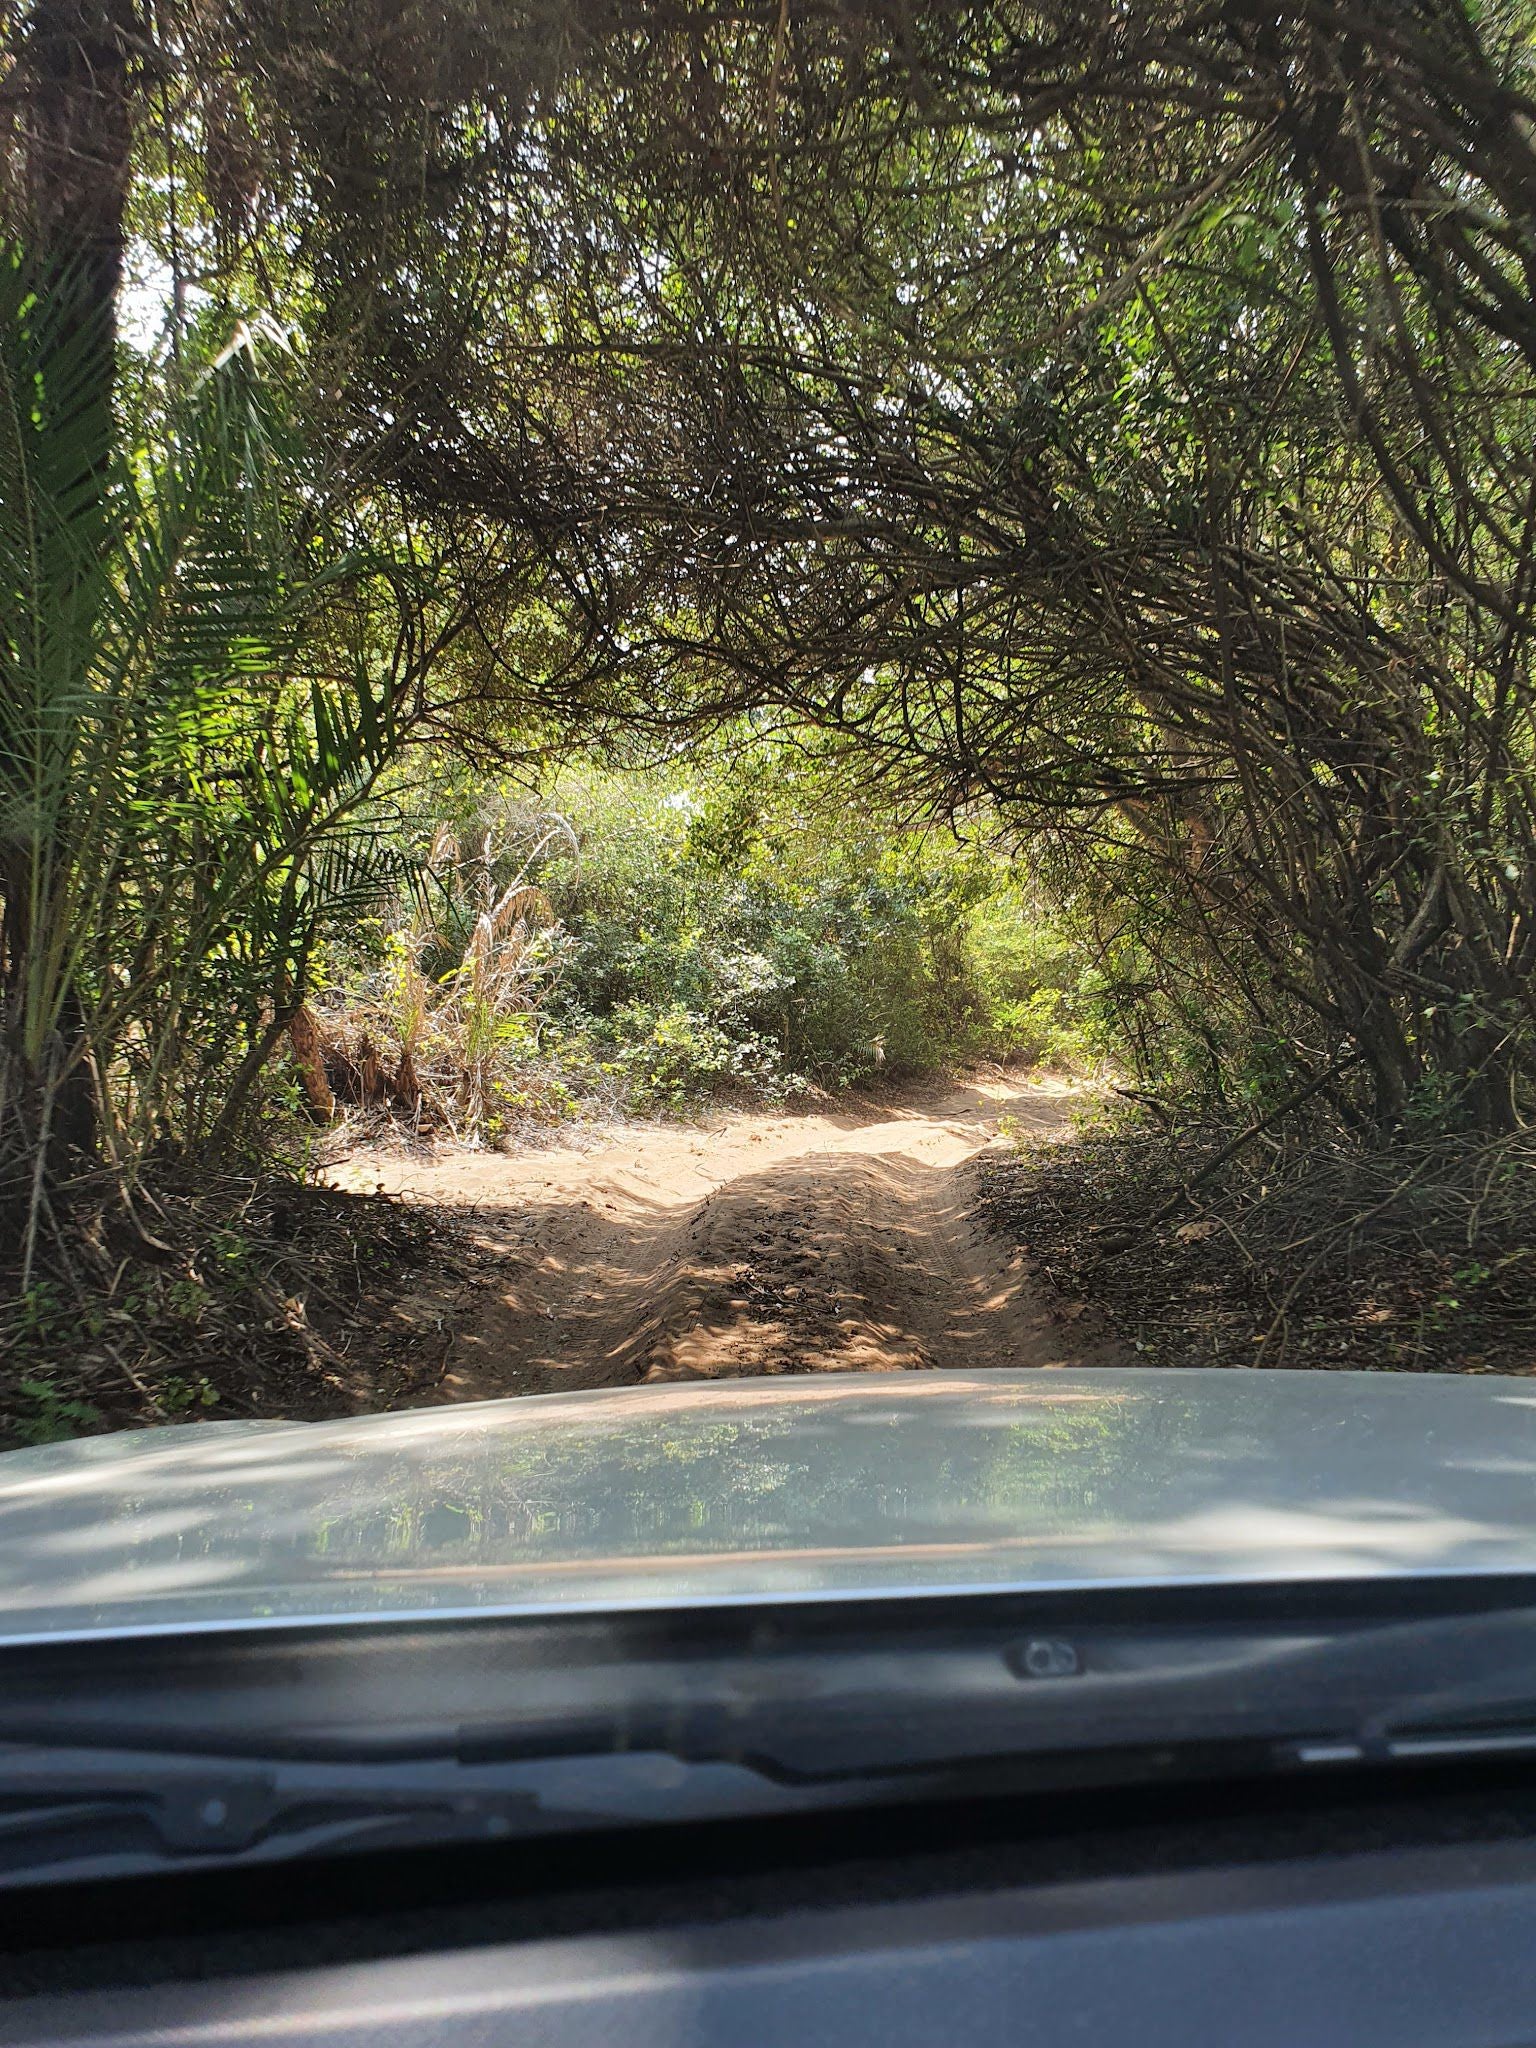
[4,1767,1536,2046]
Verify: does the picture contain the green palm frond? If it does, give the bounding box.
[1,247,422,1175]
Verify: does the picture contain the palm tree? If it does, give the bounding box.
[0,251,415,1279]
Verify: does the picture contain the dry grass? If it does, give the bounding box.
[300,816,588,1145]
[974,1117,1536,1374]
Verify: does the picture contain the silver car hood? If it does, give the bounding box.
[1,1368,1535,1644]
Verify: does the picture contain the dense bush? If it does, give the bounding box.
[310,755,1102,1136]
[542,770,1103,1098]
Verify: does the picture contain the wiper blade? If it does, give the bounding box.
[0,1745,526,1873]
[457,1606,1536,1784]
[7,1594,1536,1887]
[0,1740,923,1890]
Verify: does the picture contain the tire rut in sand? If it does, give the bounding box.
[328,1076,1127,1399]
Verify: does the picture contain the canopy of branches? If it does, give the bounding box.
[5,0,1536,1250]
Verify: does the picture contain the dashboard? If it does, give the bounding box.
[3,1769,1536,2045]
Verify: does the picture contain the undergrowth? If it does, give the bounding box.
[299,764,1104,1146]
[0,1170,463,1447]
[976,1109,1536,1375]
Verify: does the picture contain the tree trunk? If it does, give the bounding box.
[287,1004,337,1121]
[18,0,136,327]
[0,0,139,1186]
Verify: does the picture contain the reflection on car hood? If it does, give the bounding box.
[1,1368,1536,1642]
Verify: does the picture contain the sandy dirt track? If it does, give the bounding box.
[328,1076,1126,1399]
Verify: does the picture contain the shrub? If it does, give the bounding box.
[313,755,1100,1131]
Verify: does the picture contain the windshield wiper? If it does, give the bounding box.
[0,1739,953,1890]
[6,1594,1536,1888]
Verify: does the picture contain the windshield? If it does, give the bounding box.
[3,0,1536,1891]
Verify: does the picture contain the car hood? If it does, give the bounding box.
[1,1368,1535,1643]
